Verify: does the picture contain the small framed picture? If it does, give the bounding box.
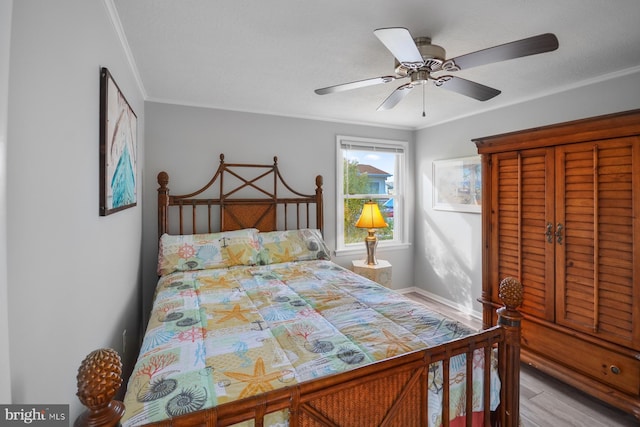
[99,67,137,215]
[433,156,481,213]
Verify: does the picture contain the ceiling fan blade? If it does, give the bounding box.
[374,27,424,68]
[315,76,399,95]
[434,75,501,101]
[377,83,414,111]
[443,33,559,71]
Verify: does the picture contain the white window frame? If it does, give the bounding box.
[335,135,409,256]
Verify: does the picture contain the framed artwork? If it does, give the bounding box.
[99,67,137,215]
[433,155,482,213]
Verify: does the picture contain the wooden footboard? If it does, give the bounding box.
[75,277,523,427]
[182,328,513,427]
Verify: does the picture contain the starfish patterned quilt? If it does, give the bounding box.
[121,260,499,426]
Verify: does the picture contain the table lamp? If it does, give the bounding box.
[355,200,388,265]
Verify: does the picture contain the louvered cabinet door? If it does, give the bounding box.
[489,148,555,321]
[555,137,640,349]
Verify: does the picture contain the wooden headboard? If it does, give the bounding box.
[157,154,324,237]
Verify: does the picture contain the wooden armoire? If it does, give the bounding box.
[474,109,640,419]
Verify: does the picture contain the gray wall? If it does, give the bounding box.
[6,0,144,419]
[142,102,415,319]
[414,69,640,316]
[0,0,13,403]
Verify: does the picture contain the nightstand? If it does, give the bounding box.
[351,259,392,288]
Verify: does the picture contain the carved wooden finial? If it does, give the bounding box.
[315,175,323,188]
[75,348,125,427]
[219,153,225,163]
[499,277,524,310]
[273,156,279,165]
[157,171,169,187]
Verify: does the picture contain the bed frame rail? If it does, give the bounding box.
[158,154,324,236]
[75,278,523,427]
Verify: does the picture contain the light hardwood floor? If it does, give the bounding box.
[403,291,639,427]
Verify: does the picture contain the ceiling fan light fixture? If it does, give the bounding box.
[410,70,431,84]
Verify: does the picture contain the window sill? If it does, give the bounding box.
[334,242,411,258]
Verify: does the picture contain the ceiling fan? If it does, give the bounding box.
[314,28,559,112]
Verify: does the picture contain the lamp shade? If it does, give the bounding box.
[355,200,388,229]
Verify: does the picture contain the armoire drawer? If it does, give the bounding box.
[521,320,640,396]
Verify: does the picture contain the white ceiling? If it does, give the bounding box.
[112,0,640,130]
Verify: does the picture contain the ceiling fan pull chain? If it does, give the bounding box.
[422,84,426,117]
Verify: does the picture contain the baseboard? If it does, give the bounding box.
[396,286,483,321]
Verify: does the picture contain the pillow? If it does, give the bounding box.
[158,228,260,276]
[257,229,330,265]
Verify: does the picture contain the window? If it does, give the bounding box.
[336,135,408,253]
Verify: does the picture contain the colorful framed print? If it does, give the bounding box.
[433,156,482,213]
[99,67,137,215]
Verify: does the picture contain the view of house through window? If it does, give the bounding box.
[337,136,406,251]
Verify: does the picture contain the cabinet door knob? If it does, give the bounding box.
[556,223,564,245]
[545,222,553,243]
[610,365,621,375]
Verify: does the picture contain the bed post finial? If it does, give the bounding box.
[220,153,225,163]
[498,276,523,312]
[74,348,124,427]
[497,277,523,427]
[273,156,278,165]
[157,171,169,188]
